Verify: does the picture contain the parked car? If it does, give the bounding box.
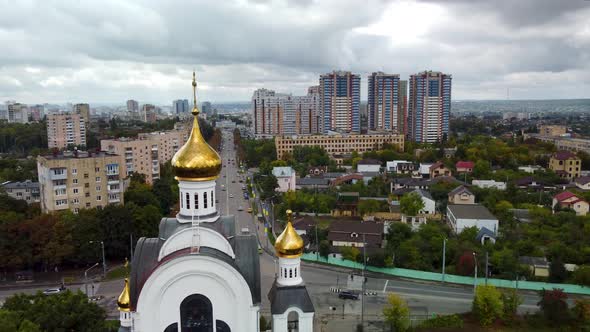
[237,206,243,211]
[43,285,66,295]
[229,194,233,198]
[247,207,253,213]
[338,291,359,300]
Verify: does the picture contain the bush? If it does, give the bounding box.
[537,288,570,326]
[501,288,522,325]
[340,246,360,262]
[417,314,463,329]
[472,285,504,327]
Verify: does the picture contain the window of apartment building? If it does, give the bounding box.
[85,192,90,197]
[55,199,67,206]
[86,202,91,208]
[73,188,79,194]
[85,183,89,188]
[97,195,102,201]
[96,176,101,182]
[54,188,66,196]
[84,173,89,179]
[95,167,100,172]
[73,179,78,184]
[16,192,22,197]
[53,168,65,175]
[74,208,79,214]
[72,168,77,174]
[72,198,79,204]
[96,185,101,191]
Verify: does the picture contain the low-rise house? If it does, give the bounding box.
[360,172,380,185]
[328,220,383,248]
[552,191,589,216]
[1,180,40,204]
[549,150,581,180]
[418,163,433,178]
[448,185,475,205]
[330,173,363,187]
[272,166,296,192]
[456,161,475,174]
[386,160,413,174]
[518,165,544,173]
[444,147,457,159]
[518,256,550,277]
[472,179,507,190]
[308,166,328,176]
[514,176,555,191]
[413,189,436,215]
[400,215,427,231]
[475,227,497,245]
[295,177,330,191]
[446,204,499,234]
[430,162,452,178]
[292,215,317,237]
[357,159,381,173]
[575,176,590,190]
[391,176,464,193]
[331,192,360,217]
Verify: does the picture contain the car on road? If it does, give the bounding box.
[237,206,243,211]
[338,291,359,300]
[43,285,66,295]
[229,194,233,198]
[258,245,263,254]
[247,207,253,213]
[222,188,226,191]
[232,180,236,183]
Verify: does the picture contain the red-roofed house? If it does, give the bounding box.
[456,161,475,174]
[429,162,452,178]
[549,151,581,180]
[552,191,589,216]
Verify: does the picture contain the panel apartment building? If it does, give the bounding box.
[320,71,360,134]
[101,129,189,183]
[275,133,404,164]
[252,87,321,137]
[37,151,124,213]
[368,72,407,134]
[47,113,87,149]
[408,71,452,143]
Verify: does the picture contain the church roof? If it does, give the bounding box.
[268,282,315,314]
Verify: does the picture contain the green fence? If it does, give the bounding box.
[302,253,590,295]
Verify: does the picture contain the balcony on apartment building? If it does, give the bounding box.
[50,168,68,180]
[108,194,121,203]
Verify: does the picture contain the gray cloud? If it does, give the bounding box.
[0,0,588,104]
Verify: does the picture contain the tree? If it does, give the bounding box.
[358,199,386,216]
[2,291,106,332]
[400,192,424,216]
[549,257,567,283]
[473,160,491,178]
[382,293,410,332]
[538,288,570,325]
[340,246,360,262]
[259,174,278,200]
[457,251,476,276]
[319,240,330,258]
[472,285,504,327]
[501,289,522,324]
[385,222,413,252]
[573,265,590,286]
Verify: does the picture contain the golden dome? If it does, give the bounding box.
[117,278,131,312]
[274,210,304,258]
[171,72,222,181]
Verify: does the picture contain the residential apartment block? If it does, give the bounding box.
[368,72,407,133]
[141,104,157,123]
[37,151,124,213]
[549,150,581,180]
[127,99,139,112]
[173,99,189,115]
[525,133,590,155]
[47,113,87,149]
[539,125,567,137]
[101,129,189,183]
[7,103,29,123]
[408,71,452,143]
[320,71,360,134]
[101,138,160,183]
[251,87,321,137]
[275,133,404,164]
[1,180,40,204]
[73,103,90,123]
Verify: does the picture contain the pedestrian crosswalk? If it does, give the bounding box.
[330,287,378,296]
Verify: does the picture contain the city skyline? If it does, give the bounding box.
[0,0,588,104]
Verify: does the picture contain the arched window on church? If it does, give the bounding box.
[195,193,199,209]
[164,323,178,332]
[211,190,214,207]
[289,269,293,278]
[180,294,213,332]
[216,320,231,332]
[186,193,190,209]
[287,311,299,332]
[180,192,183,208]
[204,192,208,209]
[294,268,297,278]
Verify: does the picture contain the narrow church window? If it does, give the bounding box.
[211,191,214,206]
[180,294,213,332]
[195,193,199,209]
[204,192,208,209]
[186,193,190,209]
[289,269,293,278]
[295,268,297,278]
[180,192,183,208]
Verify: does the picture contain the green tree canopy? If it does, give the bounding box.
[400,192,424,216]
[383,293,410,332]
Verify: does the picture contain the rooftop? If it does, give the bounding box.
[40,150,119,160]
[448,185,473,197]
[447,204,497,220]
[1,180,39,189]
[272,166,295,177]
[358,158,381,165]
[552,150,578,160]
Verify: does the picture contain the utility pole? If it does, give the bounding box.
[442,237,447,283]
[361,234,366,330]
[485,251,489,286]
[473,252,478,295]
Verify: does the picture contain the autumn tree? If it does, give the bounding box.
[383,293,410,332]
[472,285,504,327]
[538,288,570,325]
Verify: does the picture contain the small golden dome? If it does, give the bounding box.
[117,278,131,312]
[171,72,222,181]
[274,210,304,258]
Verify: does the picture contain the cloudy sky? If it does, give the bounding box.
[1,0,589,104]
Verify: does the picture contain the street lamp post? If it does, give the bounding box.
[442,237,447,283]
[84,262,99,296]
[90,241,107,277]
[361,234,366,330]
[473,252,478,294]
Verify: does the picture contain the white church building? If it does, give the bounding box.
[116,73,314,332]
